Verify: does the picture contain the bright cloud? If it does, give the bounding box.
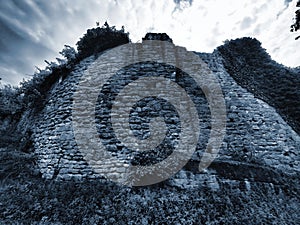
[0,0,299,86]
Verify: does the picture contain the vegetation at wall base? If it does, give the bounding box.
[0,143,299,224]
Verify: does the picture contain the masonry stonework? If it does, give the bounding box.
[32,42,300,183]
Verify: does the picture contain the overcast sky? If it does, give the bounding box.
[0,0,299,86]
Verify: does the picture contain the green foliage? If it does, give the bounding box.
[19,45,76,112]
[18,23,129,113]
[59,45,76,62]
[291,0,300,40]
[0,154,298,224]
[218,37,300,134]
[0,86,26,152]
[142,33,173,43]
[0,23,130,153]
[76,22,130,60]
[0,85,23,116]
[19,69,52,111]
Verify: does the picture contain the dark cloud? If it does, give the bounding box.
[173,0,193,4]
[284,0,293,6]
[0,0,120,86]
[173,0,193,12]
[0,0,298,86]
[0,0,58,86]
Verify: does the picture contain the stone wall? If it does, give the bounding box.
[199,51,299,173]
[32,42,300,181]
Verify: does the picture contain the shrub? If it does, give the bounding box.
[142,33,173,43]
[76,22,130,60]
[218,37,300,134]
[0,85,23,116]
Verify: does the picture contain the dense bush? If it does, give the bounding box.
[142,33,173,43]
[218,37,300,134]
[19,43,79,112]
[0,157,298,224]
[76,22,130,60]
[0,85,23,116]
[17,23,129,114]
[0,23,130,151]
[0,85,24,149]
[59,45,77,62]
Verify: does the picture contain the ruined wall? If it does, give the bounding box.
[199,52,299,173]
[32,43,300,181]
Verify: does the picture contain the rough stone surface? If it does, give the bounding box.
[31,43,300,182]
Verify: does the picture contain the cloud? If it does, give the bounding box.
[160,0,300,67]
[259,0,300,67]
[173,0,193,11]
[284,0,293,6]
[173,0,193,4]
[0,0,110,86]
[240,17,257,30]
[0,1,57,86]
[0,0,299,86]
